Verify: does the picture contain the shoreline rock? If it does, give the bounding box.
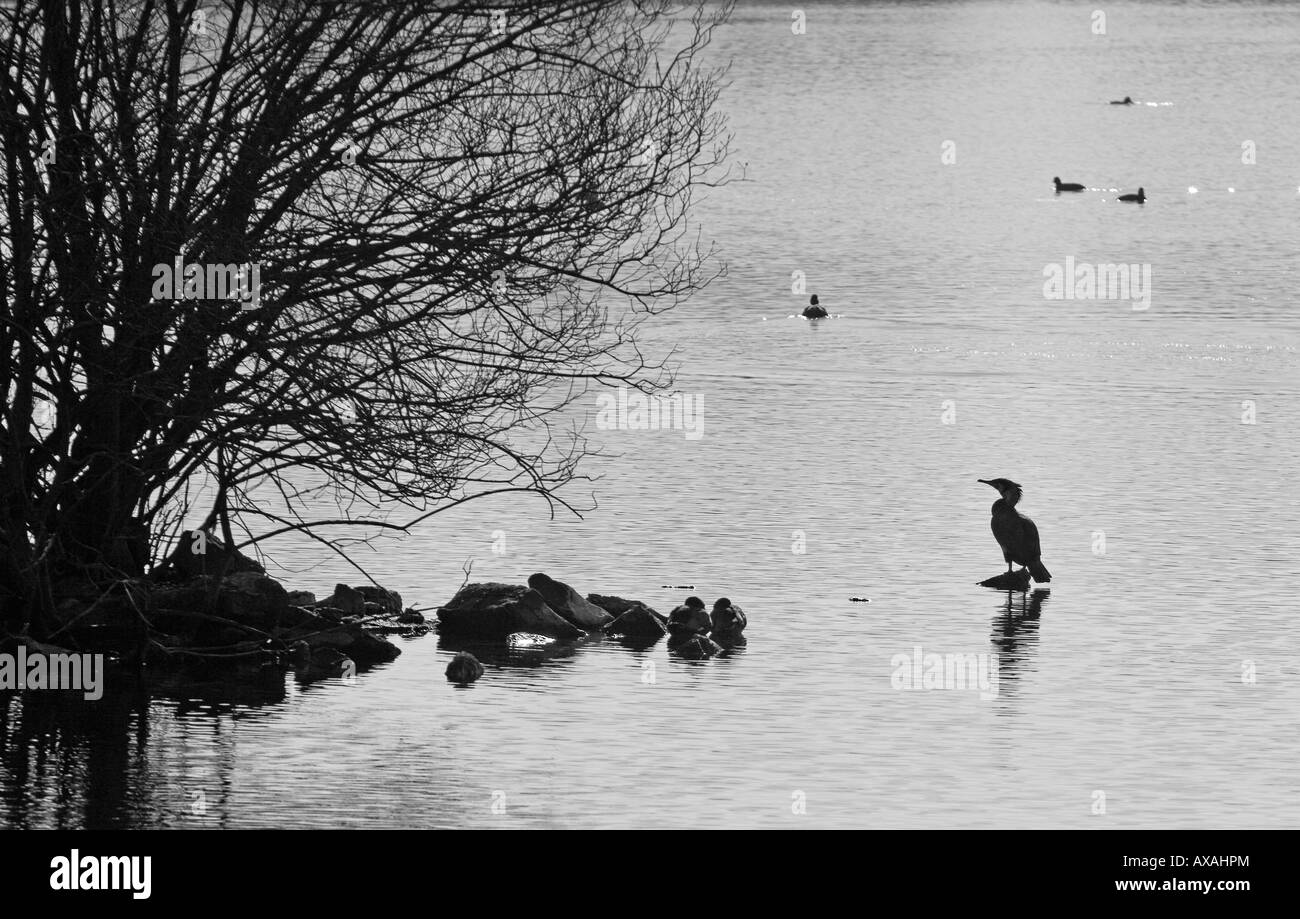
[527,573,613,630]
[155,530,265,581]
[603,602,668,639]
[36,566,404,675]
[436,583,583,640]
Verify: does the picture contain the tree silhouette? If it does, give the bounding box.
[0,0,732,630]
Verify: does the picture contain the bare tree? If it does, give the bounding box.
[0,0,732,630]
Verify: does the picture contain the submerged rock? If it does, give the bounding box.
[446,651,484,683]
[979,569,1032,591]
[669,633,722,660]
[294,647,355,682]
[437,583,583,640]
[527,573,613,630]
[282,620,401,665]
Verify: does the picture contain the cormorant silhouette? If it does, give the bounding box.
[1053,176,1085,192]
[1110,96,1134,105]
[1118,187,1145,203]
[978,478,1052,582]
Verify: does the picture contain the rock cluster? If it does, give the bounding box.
[33,531,419,684]
[436,576,748,663]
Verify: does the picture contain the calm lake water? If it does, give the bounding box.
[4,0,1299,829]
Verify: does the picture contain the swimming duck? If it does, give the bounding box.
[666,596,710,637]
[1117,187,1145,203]
[802,295,829,319]
[1110,96,1134,105]
[1053,177,1085,192]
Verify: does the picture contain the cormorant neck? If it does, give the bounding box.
[1001,489,1022,508]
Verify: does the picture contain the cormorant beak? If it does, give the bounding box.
[977,478,992,485]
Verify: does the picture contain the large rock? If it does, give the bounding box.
[150,578,219,614]
[320,583,366,615]
[285,621,400,664]
[437,583,582,640]
[355,586,403,615]
[442,582,526,610]
[604,602,668,639]
[588,594,641,617]
[527,573,613,630]
[279,606,334,631]
[216,571,289,629]
[160,530,265,580]
[286,590,317,608]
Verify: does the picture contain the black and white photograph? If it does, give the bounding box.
[0,0,1292,886]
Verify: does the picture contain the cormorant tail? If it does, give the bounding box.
[1028,560,1052,583]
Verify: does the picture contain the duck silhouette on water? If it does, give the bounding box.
[1053,176,1085,193]
[1110,95,1134,105]
[802,295,829,319]
[1117,187,1146,203]
[710,598,748,647]
[666,596,711,637]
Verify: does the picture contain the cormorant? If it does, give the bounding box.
[978,478,1052,583]
[802,295,829,319]
[1053,177,1085,192]
[1118,187,1145,203]
[1110,96,1134,105]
